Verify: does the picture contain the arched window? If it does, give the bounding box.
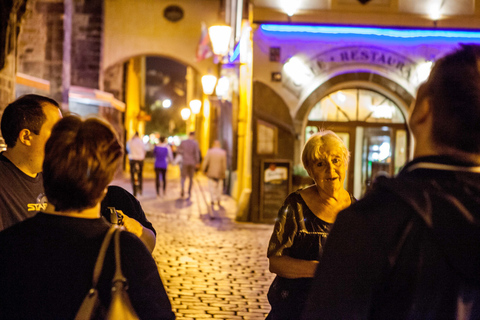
[308,89,405,123]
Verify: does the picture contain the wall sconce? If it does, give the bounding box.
[283,56,314,86]
[202,74,217,95]
[189,99,202,114]
[180,108,191,120]
[280,0,299,17]
[208,25,232,56]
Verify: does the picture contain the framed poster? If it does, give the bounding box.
[260,159,292,222]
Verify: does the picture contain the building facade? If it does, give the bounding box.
[2,0,480,223]
[247,0,480,222]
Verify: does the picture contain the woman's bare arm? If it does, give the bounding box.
[269,255,319,279]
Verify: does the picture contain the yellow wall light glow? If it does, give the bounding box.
[215,76,230,97]
[202,74,217,95]
[180,108,191,120]
[208,25,232,56]
[189,99,202,114]
[162,99,172,108]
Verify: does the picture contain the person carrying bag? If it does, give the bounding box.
[75,225,139,320]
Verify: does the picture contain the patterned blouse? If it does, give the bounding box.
[267,190,335,261]
[266,190,355,319]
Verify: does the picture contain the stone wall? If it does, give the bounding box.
[17,0,64,103]
[16,0,103,105]
[0,0,27,117]
[0,54,16,118]
[103,62,125,101]
[71,0,102,89]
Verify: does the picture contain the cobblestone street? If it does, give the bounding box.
[112,165,275,320]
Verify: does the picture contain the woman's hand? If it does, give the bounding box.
[269,256,319,279]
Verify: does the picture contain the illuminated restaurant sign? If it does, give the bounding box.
[314,46,414,79]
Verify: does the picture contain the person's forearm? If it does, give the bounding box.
[121,212,156,253]
[139,226,156,252]
[269,255,319,279]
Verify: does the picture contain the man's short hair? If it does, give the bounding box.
[43,115,123,212]
[427,44,480,153]
[0,94,60,148]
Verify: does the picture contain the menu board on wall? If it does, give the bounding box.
[260,159,292,222]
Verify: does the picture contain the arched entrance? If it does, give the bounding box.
[305,87,410,199]
[102,54,235,188]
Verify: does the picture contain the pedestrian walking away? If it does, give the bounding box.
[202,140,227,206]
[177,131,200,198]
[153,136,174,197]
[303,44,480,320]
[127,132,146,196]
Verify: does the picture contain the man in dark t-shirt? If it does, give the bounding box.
[0,95,62,231]
[0,154,46,230]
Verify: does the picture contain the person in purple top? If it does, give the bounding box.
[153,136,174,197]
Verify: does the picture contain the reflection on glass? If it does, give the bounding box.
[305,126,319,140]
[395,130,407,174]
[362,128,392,196]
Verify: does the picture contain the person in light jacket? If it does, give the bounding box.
[202,140,227,206]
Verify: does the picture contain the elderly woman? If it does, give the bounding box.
[0,115,175,319]
[266,130,354,320]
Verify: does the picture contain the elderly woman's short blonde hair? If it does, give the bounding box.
[301,130,350,176]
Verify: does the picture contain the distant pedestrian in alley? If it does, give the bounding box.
[153,136,174,197]
[127,132,146,196]
[202,140,227,206]
[177,131,200,198]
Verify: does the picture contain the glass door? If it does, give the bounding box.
[362,127,392,195]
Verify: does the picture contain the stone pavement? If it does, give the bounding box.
[111,165,275,320]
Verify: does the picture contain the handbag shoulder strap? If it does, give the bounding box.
[92,225,118,287]
[112,228,127,284]
[106,228,140,319]
[74,225,119,320]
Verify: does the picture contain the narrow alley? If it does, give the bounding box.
[111,165,275,320]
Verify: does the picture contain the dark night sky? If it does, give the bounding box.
[146,56,186,83]
[145,56,188,136]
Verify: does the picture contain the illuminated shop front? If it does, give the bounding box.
[249,23,480,222]
[306,88,407,198]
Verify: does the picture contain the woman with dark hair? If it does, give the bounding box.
[0,115,175,320]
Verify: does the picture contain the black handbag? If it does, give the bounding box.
[75,225,140,320]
